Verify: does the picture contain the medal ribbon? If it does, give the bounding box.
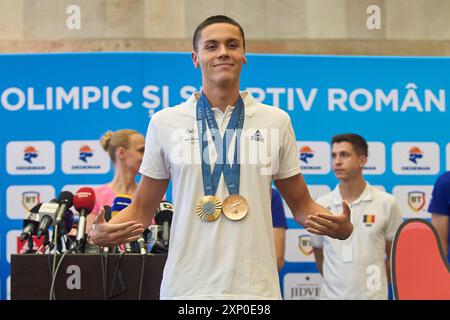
[196,93,245,196]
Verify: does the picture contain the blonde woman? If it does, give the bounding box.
[86,129,146,231]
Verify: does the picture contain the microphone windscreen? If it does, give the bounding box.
[73,187,96,214]
[58,190,74,207]
[158,201,173,213]
[63,209,74,231]
[103,205,112,222]
[155,201,173,225]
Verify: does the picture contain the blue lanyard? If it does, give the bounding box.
[196,93,245,196]
[222,102,244,195]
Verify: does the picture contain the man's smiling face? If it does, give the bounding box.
[192,23,247,87]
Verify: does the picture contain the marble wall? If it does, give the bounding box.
[0,0,449,55]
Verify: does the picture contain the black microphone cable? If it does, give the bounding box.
[138,254,146,300]
[137,238,147,300]
[100,247,109,300]
[108,251,126,299]
[99,205,112,299]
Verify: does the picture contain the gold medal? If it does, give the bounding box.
[196,195,222,222]
[222,195,248,221]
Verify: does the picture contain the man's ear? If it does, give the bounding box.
[360,155,368,167]
[192,51,199,68]
[243,54,247,65]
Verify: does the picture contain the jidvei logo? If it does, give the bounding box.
[283,273,322,300]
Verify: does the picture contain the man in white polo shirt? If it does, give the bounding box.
[90,15,353,300]
[311,133,403,300]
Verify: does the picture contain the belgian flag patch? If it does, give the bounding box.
[363,214,375,225]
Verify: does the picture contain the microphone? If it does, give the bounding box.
[55,191,74,226]
[103,205,112,222]
[58,209,74,234]
[101,205,113,254]
[37,199,60,238]
[20,203,43,241]
[73,187,96,251]
[111,195,134,253]
[138,237,147,255]
[154,201,173,248]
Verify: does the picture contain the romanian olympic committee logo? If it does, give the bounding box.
[185,128,198,144]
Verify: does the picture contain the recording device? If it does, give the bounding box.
[20,203,42,241]
[73,187,96,252]
[111,195,135,253]
[36,199,59,238]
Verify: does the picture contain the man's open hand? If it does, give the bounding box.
[305,201,353,240]
[90,207,145,247]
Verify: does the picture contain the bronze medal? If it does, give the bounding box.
[196,195,222,222]
[222,195,248,221]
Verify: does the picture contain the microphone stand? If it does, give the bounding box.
[43,232,52,254]
[26,237,34,253]
[77,237,87,253]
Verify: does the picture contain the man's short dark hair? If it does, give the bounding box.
[193,15,246,52]
[332,133,368,156]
